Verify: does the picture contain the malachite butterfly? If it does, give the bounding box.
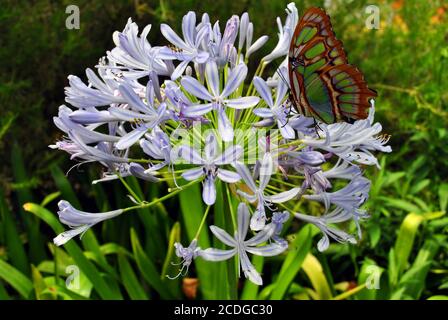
[288,7,377,124]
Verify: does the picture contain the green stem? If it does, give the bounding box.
[122,179,200,213]
[117,173,142,203]
[194,205,211,239]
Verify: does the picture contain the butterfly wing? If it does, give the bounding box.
[288,7,376,123]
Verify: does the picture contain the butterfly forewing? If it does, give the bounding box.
[288,7,377,124]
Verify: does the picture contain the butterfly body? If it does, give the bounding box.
[288,7,376,124]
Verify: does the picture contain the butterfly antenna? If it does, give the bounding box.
[271,59,291,90]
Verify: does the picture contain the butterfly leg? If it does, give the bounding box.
[313,118,323,138]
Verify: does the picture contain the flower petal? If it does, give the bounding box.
[236,190,257,203]
[234,162,257,192]
[202,176,217,205]
[181,167,204,181]
[116,127,148,150]
[239,249,263,285]
[182,11,196,48]
[129,163,159,182]
[199,248,236,261]
[217,169,240,183]
[54,225,90,246]
[245,222,275,245]
[265,187,300,203]
[217,108,234,142]
[245,243,286,256]
[171,60,190,80]
[247,35,269,58]
[253,108,274,118]
[205,60,220,97]
[253,77,273,107]
[279,122,295,139]
[274,67,289,106]
[210,226,236,247]
[215,145,243,164]
[237,202,250,241]
[204,132,218,160]
[160,23,189,51]
[225,96,260,109]
[178,145,205,164]
[183,103,213,117]
[181,76,213,101]
[221,63,247,98]
[250,208,266,231]
[118,83,151,114]
[259,153,273,191]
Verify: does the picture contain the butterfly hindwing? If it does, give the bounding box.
[288,7,376,123]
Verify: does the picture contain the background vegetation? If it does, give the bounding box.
[0,0,447,300]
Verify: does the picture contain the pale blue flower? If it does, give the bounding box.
[179,132,242,205]
[54,105,119,144]
[140,126,174,172]
[294,209,357,252]
[169,239,201,279]
[285,148,331,193]
[181,60,259,141]
[263,2,298,63]
[216,15,239,66]
[253,67,295,139]
[235,153,301,230]
[322,159,362,181]
[106,18,172,79]
[159,11,210,79]
[199,202,287,285]
[65,68,123,108]
[110,82,171,150]
[54,200,123,246]
[304,175,371,237]
[302,106,392,168]
[271,211,289,246]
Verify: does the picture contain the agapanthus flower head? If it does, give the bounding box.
[51,3,391,286]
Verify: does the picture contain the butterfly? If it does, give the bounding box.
[288,7,377,124]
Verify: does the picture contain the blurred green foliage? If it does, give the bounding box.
[0,0,447,300]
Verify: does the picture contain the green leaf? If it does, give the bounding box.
[301,253,333,300]
[41,284,89,300]
[397,240,439,299]
[50,165,81,208]
[333,284,366,300]
[0,259,33,299]
[0,188,29,275]
[31,265,48,300]
[118,253,149,300]
[178,181,216,299]
[161,222,180,280]
[409,179,430,194]
[11,143,46,262]
[50,166,117,279]
[23,202,122,299]
[439,183,448,211]
[270,225,313,300]
[427,295,448,300]
[381,197,421,213]
[40,191,61,207]
[0,281,10,300]
[394,212,424,276]
[130,228,174,299]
